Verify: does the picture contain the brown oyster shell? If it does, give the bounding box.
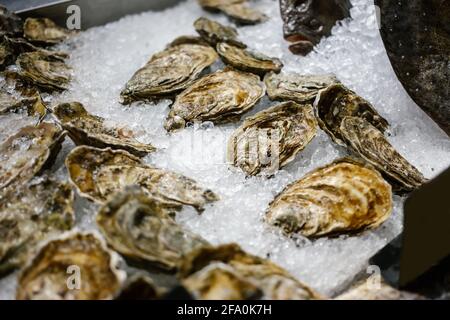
[120,43,218,104]
[217,3,268,25]
[227,101,317,176]
[166,35,211,48]
[0,122,66,190]
[65,146,219,211]
[194,17,246,47]
[23,18,72,45]
[0,5,23,36]
[53,102,155,157]
[266,158,393,238]
[16,232,126,300]
[165,68,265,132]
[115,273,161,300]
[0,91,47,118]
[217,42,283,76]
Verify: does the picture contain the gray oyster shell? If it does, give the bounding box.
[0,5,23,36]
[53,102,155,157]
[194,17,246,47]
[23,18,72,45]
[227,101,317,176]
[0,90,47,118]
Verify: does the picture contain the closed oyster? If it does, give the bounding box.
[266,158,393,237]
[265,72,338,103]
[315,83,389,146]
[0,91,47,118]
[194,17,246,47]
[97,187,209,271]
[217,3,268,25]
[16,51,71,91]
[0,5,23,36]
[16,232,126,300]
[23,18,71,45]
[167,35,211,48]
[165,68,265,131]
[228,101,317,176]
[0,122,66,190]
[198,0,244,10]
[53,102,155,157]
[65,146,219,211]
[217,42,283,76]
[340,117,427,191]
[0,176,74,275]
[179,243,322,300]
[121,43,217,104]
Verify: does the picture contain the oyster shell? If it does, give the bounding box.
[167,35,211,48]
[217,42,283,76]
[0,176,75,275]
[0,5,23,36]
[16,51,71,91]
[165,68,265,132]
[266,158,393,237]
[16,232,126,300]
[227,101,317,176]
[23,18,71,45]
[0,122,66,190]
[53,102,155,157]
[194,17,246,47]
[198,0,244,9]
[179,243,322,300]
[97,186,209,271]
[121,43,217,104]
[340,117,427,191]
[116,273,161,300]
[265,72,338,103]
[65,146,219,211]
[217,3,268,25]
[0,91,47,118]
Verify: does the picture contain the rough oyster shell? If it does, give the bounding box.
[266,158,393,237]
[0,122,66,190]
[265,72,338,103]
[16,232,126,300]
[217,3,268,25]
[0,5,23,36]
[227,101,317,176]
[97,186,209,271]
[53,102,155,157]
[115,273,161,300]
[340,117,427,191]
[165,68,265,132]
[23,18,71,45]
[194,17,246,47]
[167,35,211,48]
[315,83,389,146]
[16,51,71,91]
[120,43,217,104]
[198,0,244,9]
[179,243,322,300]
[217,42,283,76]
[65,146,219,211]
[0,176,74,275]
[0,91,47,118]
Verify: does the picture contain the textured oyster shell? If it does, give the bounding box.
[265,72,338,103]
[315,83,389,146]
[266,158,393,237]
[0,176,74,275]
[217,42,283,76]
[228,101,317,176]
[198,0,244,9]
[194,17,246,47]
[0,91,47,118]
[179,243,322,300]
[167,35,211,48]
[23,18,71,45]
[116,273,161,300]
[16,232,126,300]
[0,5,23,36]
[97,186,209,271]
[0,122,66,190]
[53,102,155,157]
[217,3,268,25]
[340,117,427,191]
[165,68,265,131]
[120,43,217,104]
[65,146,219,211]
[16,51,71,91]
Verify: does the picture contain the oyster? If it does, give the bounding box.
[228,101,317,176]
[167,35,211,48]
[194,17,245,47]
[217,42,283,76]
[97,186,209,271]
[65,146,219,211]
[315,83,389,146]
[0,91,47,118]
[265,72,338,103]
[120,43,217,104]
[198,1,267,25]
[179,243,322,300]
[0,176,74,275]
[16,232,126,300]
[116,273,161,300]
[340,117,427,191]
[266,158,393,237]
[16,51,71,91]
[0,122,66,190]
[0,5,23,36]
[165,68,265,132]
[23,18,71,45]
[53,102,155,157]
